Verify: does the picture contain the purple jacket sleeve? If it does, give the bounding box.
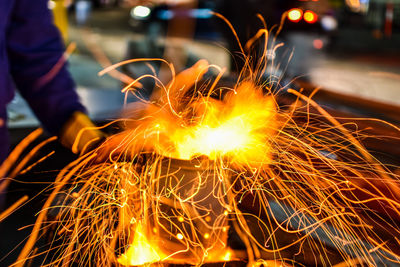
[6,0,86,135]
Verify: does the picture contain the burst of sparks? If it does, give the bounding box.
[2,14,400,267]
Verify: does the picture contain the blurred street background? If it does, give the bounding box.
[7,0,400,131]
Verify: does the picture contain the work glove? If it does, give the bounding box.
[59,111,106,155]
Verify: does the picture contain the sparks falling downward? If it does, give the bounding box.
[5,14,400,267]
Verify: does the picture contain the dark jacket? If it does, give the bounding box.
[0,0,85,162]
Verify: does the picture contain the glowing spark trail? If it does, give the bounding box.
[3,14,400,267]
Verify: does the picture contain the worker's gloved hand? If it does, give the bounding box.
[59,111,106,155]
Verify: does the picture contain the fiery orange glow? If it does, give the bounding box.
[117,222,166,266]
[174,84,275,163]
[130,80,276,166]
[2,13,400,267]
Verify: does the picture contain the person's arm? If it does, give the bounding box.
[6,0,85,135]
[7,0,104,153]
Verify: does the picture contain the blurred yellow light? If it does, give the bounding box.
[304,10,318,24]
[132,5,151,18]
[346,0,361,12]
[288,8,303,22]
[223,250,232,261]
[176,233,184,240]
[48,0,55,9]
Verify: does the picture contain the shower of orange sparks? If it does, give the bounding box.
[3,12,400,267]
